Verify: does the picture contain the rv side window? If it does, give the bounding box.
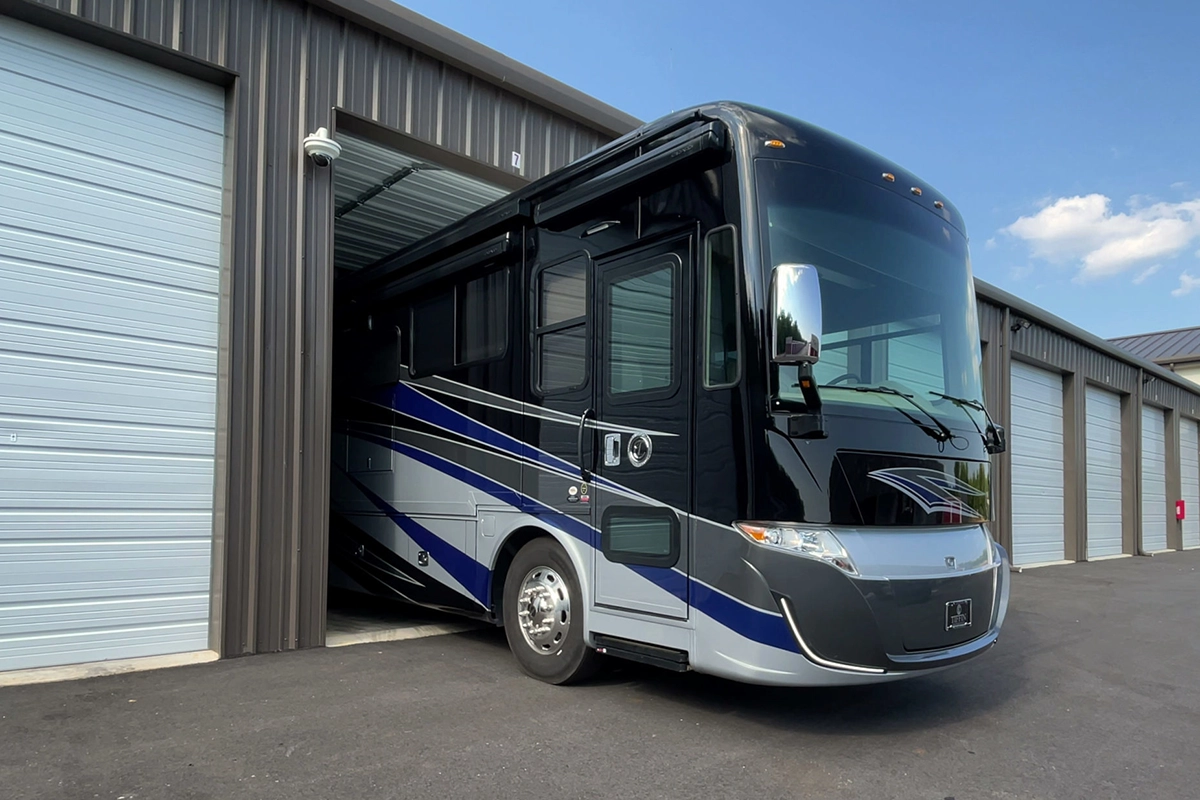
[704,225,741,388]
[410,286,455,377]
[601,506,679,568]
[535,256,589,393]
[456,268,509,365]
[607,259,678,397]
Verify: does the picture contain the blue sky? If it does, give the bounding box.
[400,0,1199,339]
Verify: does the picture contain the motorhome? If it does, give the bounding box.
[330,101,1011,686]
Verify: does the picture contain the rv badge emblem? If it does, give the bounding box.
[945,598,972,630]
[945,556,957,570]
[627,434,653,468]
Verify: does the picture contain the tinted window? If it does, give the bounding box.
[602,507,679,568]
[608,263,675,395]
[757,159,984,428]
[538,326,587,392]
[704,226,740,388]
[411,287,454,377]
[456,269,508,364]
[535,255,590,394]
[539,258,586,326]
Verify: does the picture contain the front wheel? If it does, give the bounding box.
[502,537,600,685]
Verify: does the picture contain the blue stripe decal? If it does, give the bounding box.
[377,383,631,497]
[348,431,799,654]
[391,383,584,484]
[343,471,490,607]
[690,581,795,652]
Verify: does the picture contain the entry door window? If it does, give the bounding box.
[606,259,679,398]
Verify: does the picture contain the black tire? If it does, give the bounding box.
[502,537,600,685]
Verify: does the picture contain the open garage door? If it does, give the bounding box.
[1009,361,1065,567]
[326,129,513,645]
[1182,418,1200,549]
[1085,386,1124,559]
[1140,406,1168,553]
[0,17,225,670]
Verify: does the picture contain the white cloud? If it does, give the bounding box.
[1003,194,1200,282]
[1133,264,1162,284]
[985,237,997,249]
[1173,272,1200,297]
[1172,181,1190,191]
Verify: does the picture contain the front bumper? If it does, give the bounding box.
[748,540,1011,674]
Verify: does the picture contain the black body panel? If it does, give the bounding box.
[330,100,1004,679]
[749,542,998,669]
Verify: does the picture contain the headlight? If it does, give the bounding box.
[735,522,858,575]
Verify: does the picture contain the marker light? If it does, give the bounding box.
[735,523,858,575]
[934,200,945,209]
[765,139,786,149]
[881,172,895,182]
[910,186,923,196]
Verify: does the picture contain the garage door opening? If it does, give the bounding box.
[325,126,513,647]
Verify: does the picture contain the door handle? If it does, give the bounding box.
[577,407,594,482]
[604,433,621,466]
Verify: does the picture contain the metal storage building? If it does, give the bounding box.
[976,281,1200,567]
[1,0,1198,677]
[0,0,636,673]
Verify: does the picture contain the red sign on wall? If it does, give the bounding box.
[1177,500,1186,521]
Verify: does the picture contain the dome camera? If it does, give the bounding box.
[303,127,342,167]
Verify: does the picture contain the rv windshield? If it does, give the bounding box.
[756,159,984,426]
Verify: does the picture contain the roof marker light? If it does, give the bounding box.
[911,187,923,196]
[882,172,895,182]
[934,200,945,209]
[765,139,786,149]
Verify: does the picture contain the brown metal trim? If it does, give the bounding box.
[207,76,241,657]
[309,0,640,138]
[1062,372,1085,562]
[0,0,236,85]
[335,108,531,192]
[1166,408,1182,551]
[997,306,1013,556]
[1128,370,1146,555]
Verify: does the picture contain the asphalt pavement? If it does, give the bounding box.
[2,551,1199,800]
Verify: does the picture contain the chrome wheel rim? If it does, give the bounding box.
[516,566,571,655]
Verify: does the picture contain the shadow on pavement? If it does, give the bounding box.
[455,609,1035,737]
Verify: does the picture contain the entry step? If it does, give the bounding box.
[593,633,690,672]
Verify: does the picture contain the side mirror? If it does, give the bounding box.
[770,263,822,364]
[986,423,1006,455]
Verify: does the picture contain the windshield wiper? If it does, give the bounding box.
[834,385,964,450]
[929,392,1007,454]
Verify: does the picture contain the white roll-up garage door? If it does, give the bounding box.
[1009,361,1065,566]
[1085,386,1124,559]
[1140,406,1168,553]
[1180,419,1199,549]
[0,17,225,671]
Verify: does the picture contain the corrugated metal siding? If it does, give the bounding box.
[0,12,225,669]
[21,0,619,656]
[1010,321,1140,396]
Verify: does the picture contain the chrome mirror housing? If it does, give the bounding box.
[770,263,822,365]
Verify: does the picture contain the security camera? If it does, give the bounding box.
[303,127,342,167]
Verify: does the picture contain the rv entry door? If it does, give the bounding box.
[591,233,693,620]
